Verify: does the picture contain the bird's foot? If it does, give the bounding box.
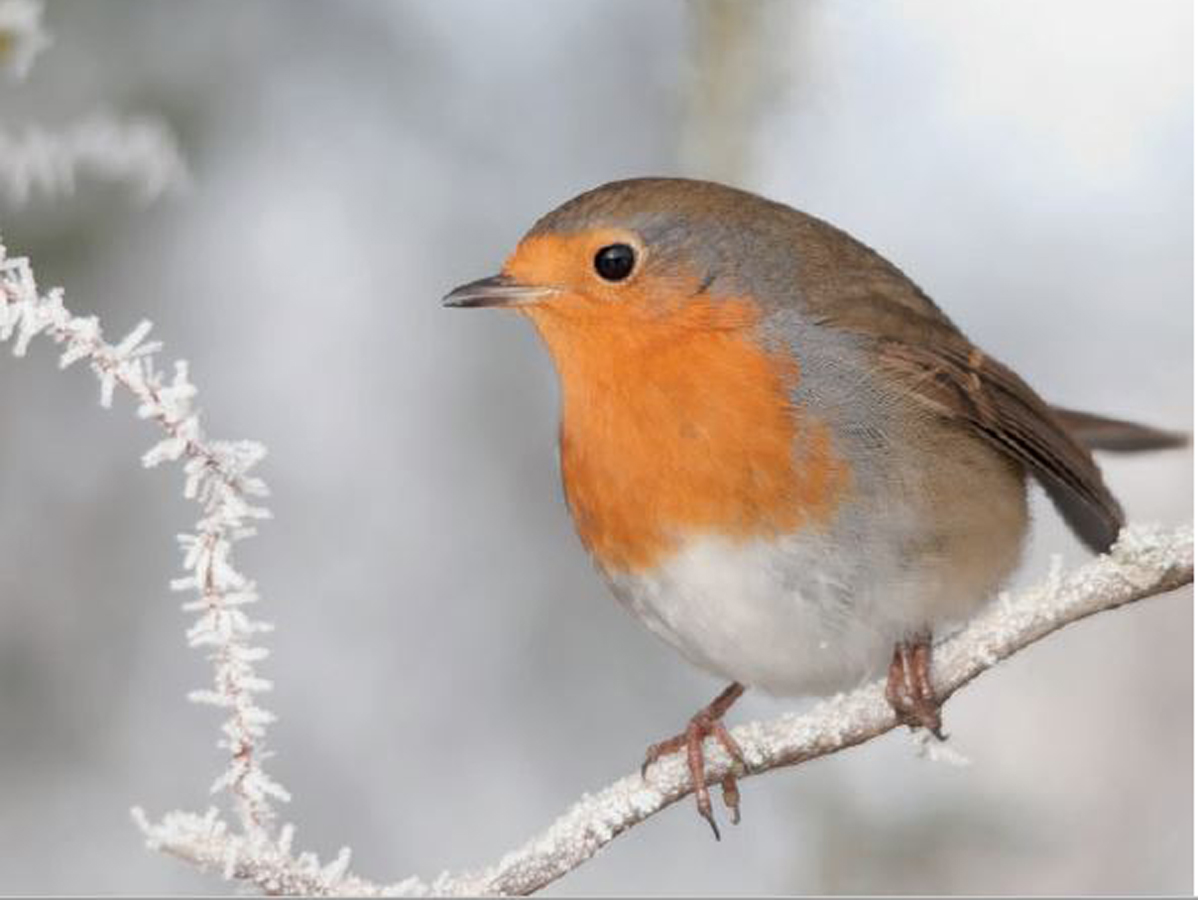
[641,682,747,840]
[885,631,947,740]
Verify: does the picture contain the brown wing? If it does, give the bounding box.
[876,336,1125,552]
[806,288,1125,553]
[782,207,1126,551]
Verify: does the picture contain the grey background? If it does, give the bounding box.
[0,0,1191,893]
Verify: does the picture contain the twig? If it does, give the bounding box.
[0,113,190,205]
[0,244,286,842]
[440,523,1193,895]
[135,524,1192,897]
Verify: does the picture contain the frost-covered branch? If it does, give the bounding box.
[437,523,1193,896]
[0,240,1189,894]
[0,1,187,205]
[0,244,288,840]
[0,112,189,205]
[132,524,1194,896]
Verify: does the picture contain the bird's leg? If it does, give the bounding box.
[885,630,947,739]
[641,682,747,840]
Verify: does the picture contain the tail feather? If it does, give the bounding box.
[1052,406,1190,453]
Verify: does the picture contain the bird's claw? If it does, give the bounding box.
[721,773,741,826]
[886,633,948,740]
[641,683,747,840]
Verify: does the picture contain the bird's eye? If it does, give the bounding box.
[593,243,637,282]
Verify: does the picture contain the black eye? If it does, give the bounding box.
[593,243,636,282]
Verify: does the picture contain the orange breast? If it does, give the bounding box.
[525,295,850,574]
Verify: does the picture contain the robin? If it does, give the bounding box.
[443,177,1184,838]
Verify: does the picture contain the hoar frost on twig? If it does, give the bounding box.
[0,113,190,205]
[0,245,307,862]
[0,241,1191,895]
[141,525,1193,897]
[0,0,188,206]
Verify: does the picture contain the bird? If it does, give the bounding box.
[443,177,1184,838]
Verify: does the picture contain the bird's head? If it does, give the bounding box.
[443,178,805,348]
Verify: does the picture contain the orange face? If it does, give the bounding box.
[462,226,851,574]
[503,228,691,319]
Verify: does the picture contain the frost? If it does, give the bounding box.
[143,435,188,468]
[126,530,1200,890]
[0,113,189,206]
[0,1,184,205]
[0,241,290,847]
[322,847,353,885]
[912,730,972,767]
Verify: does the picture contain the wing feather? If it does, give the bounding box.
[806,287,1124,552]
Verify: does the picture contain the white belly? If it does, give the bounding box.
[605,519,1021,696]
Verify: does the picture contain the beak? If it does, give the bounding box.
[442,274,559,309]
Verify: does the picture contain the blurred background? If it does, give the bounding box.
[0,0,1191,893]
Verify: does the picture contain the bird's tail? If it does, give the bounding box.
[1052,406,1190,453]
